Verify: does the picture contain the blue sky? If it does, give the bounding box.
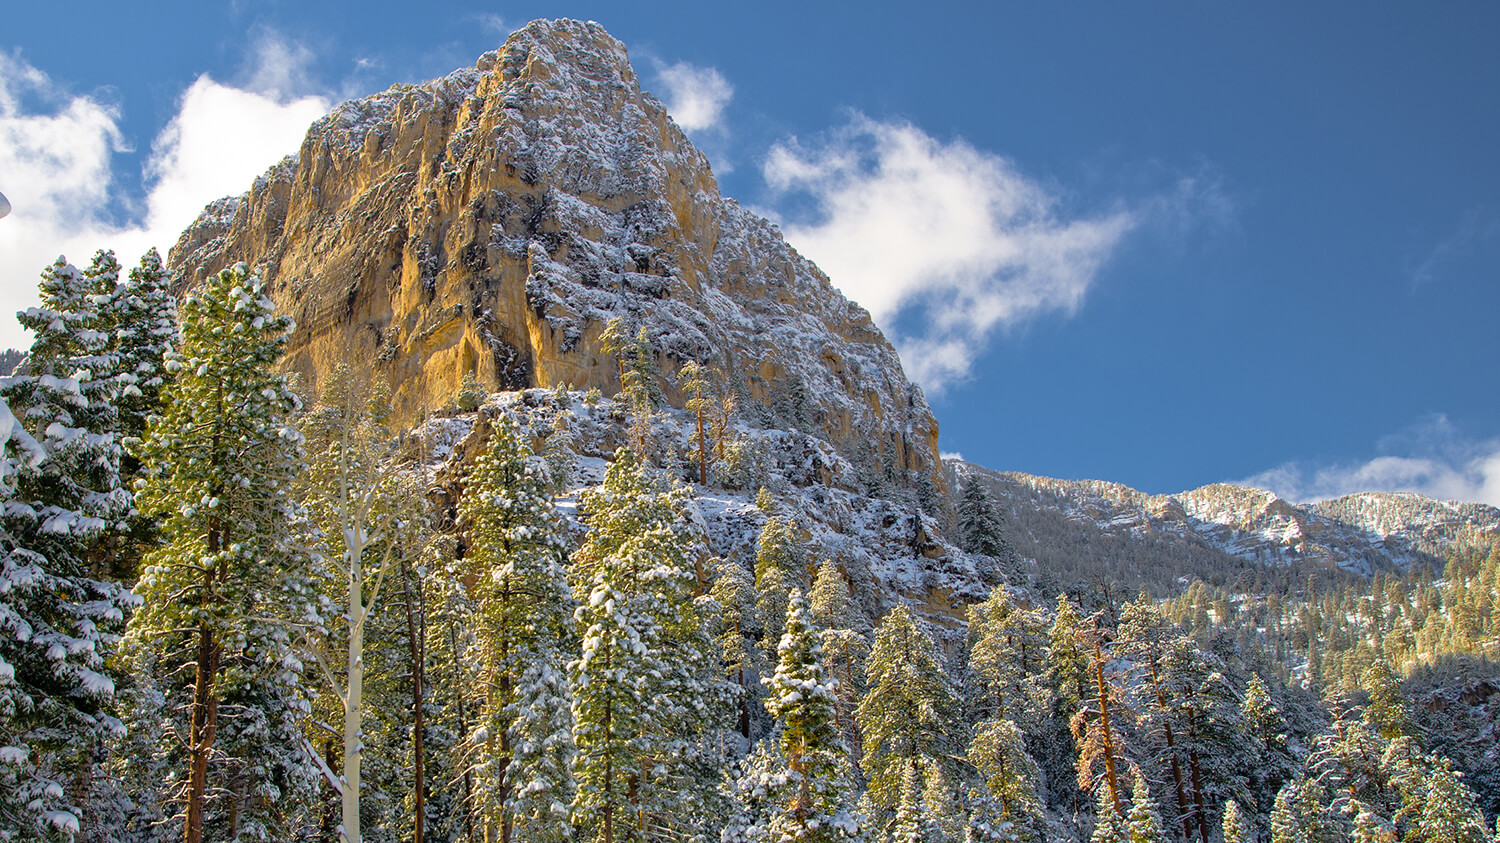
[2,1,1498,504]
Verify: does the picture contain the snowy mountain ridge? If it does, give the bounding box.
[953,459,1500,576]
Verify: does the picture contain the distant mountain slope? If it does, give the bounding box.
[951,459,1500,582]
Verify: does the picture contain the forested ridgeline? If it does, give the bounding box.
[2,249,1497,843]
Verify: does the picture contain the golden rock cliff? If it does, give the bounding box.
[169,18,940,491]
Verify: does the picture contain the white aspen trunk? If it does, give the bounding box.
[343,527,364,843]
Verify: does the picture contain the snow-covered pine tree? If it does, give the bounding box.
[0,252,136,840]
[755,505,805,666]
[1126,767,1163,843]
[855,604,960,814]
[1089,784,1128,843]
[966,587,1046,728]
[569,447,728,843]
[124,263,318,843]
[1069,613,1131,823]
[1387,747,1490,843]
[676,360,712,486]
[809,559,867,757]
[1219,799,1251,843]
[457,416,575,843]
[1116,596,1195,841]
[887,763,925,843]
[967,717,1045,843]
[760,590,860,842]
[956,477,1013,583]
[710,556,762,741]
[106,248,176,448]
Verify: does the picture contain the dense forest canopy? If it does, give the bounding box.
[1,249,1497,843]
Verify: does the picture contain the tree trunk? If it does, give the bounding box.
[1149,660,1193,841]
[343,555,364,843]
[400,556,426,843]
[185,514,224,843]
[695,406,707,486]
[1093,636,1124,818]
[1186,716,1211,843]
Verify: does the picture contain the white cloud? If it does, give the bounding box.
[652,60,733,133]
[1238,415,1500,507]
[0,52,328,349]
[476,14,515,40]
[764,115,1133,393]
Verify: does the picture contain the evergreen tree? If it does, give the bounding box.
[568,448,728,843]
[1126,767,1163,843]
[968,717,1045,843]
[809,559,867,753]
[1388,748,1490,843]
[124,263,318,843]
[967,587,1046,727]
[1090,784,1128,843]
[710,556,762,741]
[458,416,575,843]
[0,253,135,840]
[758,590,860,842]
[956,478,1012,582]
[755,508,805,665]
[855,604,959,813]
[106,248,177,448]
[1220,799,1251,843]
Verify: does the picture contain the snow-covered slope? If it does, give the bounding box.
[954,460,1500,577]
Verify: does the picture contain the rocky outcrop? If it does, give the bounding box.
[168,19,940,491]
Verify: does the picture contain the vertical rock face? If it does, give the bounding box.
[169,18,940,490]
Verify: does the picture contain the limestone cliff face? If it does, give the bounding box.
[168,18,939,490]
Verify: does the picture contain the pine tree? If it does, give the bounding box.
[888,763,925,843]
[968,717,1045,843]
[855,604,959,813]
[710,556,762,741]
[0,253,135,840]
[956,478,1012,582]
[1126,767,1163,843]
[569,448,728,843]
[677,360,713,486]
[1070,614,1130,822]
[759,590,860,842]
[106,248,177,448]
[755,508,805,665]
[1388,749,1490,843]
[1090,784,1128,843]
[967,587,1046,727]
[809,560,867,759]
[457,416,575,843]
[124,263,318,843]
[1220,799,1251,843]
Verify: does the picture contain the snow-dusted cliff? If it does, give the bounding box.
[168,19,939,493]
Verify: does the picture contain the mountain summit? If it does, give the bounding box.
[168,18,939,491]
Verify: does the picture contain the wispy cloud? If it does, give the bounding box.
[1238,414,1500,507]
[763,114,1134,393]
[1409,208,1500,289]
[0,50,328,349]
[651,60,734,134]
[475,14,516,41]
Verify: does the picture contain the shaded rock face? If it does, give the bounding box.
[168,18,939,491]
